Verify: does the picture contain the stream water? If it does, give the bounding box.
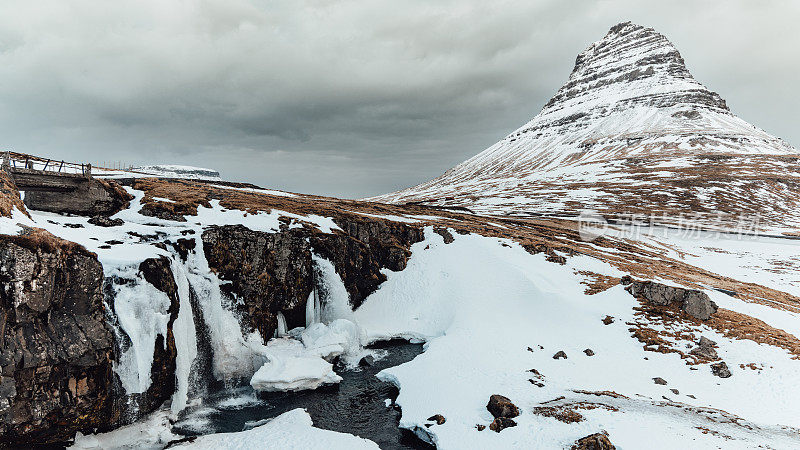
[172,341,433,450]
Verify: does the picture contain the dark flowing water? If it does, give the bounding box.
[173,341,433,450]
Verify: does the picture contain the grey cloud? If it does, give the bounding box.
[0,0,797,198]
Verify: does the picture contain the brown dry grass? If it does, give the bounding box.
[0,169,28,218]
[709,308,800,359]
[1,226,94,257]
[533,401,618,424]
[571,390,629,399]
[577,271,620,295]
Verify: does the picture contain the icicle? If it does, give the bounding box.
[276,312,288,337]
[306,289,317,327]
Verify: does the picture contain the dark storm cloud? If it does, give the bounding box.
[0,0,797,198]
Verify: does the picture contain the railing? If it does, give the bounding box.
[3,151,91,177]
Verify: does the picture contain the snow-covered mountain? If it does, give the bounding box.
[371,22,800,231]
[130,165,222,180]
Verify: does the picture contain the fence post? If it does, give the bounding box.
[85,163,92,178]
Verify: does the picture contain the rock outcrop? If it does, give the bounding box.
[0,229,113,445]
[202,215,423,339]
[23,178,132,217]
[572,431,616,449]
[621,275,718,320]
[690,336,719,360]
[711,361,732,378]
[486,395,520,419]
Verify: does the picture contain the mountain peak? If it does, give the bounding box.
[370,23,799,229]
[544,21,727,116]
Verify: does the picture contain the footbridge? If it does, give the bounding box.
[2,151,92,192]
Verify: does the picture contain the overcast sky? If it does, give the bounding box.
[0,1,797,198]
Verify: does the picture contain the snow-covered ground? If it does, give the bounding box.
[72,409,379,450]
[3,181,799,449]
[355,229,800,449]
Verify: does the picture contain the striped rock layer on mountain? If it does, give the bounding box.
[371,22,800,231]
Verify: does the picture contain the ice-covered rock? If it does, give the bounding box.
[250,353,342,392]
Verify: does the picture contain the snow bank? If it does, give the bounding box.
[355,228,800,448]
[175,409,378,449]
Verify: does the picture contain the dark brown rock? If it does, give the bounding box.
[433,227,454,244]
[584,349,595,356]
[427,414,446,425]
[653,377,667,385]
[487,395,520,419]
[489,417,517,432]
[88,216,124,227]
[0,232,114,445]
[553,351,568,360]
[711,362,732,378]
[602,315,614,325]
[572,431,616,449]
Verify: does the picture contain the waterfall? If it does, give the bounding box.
[307,253,367,365]
[181,234,269,381]
[169,258,198,415]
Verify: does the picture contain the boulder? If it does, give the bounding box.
[583,349,595,356]
[88,216,124,227]
[359,355,376,367]
[572,431,616,449]
[489,417,517,432]
[23,178,132,217]
[487,395,520,419]
[690,336,719,360]
[553,351,568,360]
[681,291,718,320]
[427,414,446,425]
[433,227,454,244]
[711,362,732,378]
[653,377,667,385]
[622,276,717,320]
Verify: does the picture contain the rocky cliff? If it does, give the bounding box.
[0,228,113,445]
[202,215,424,340]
